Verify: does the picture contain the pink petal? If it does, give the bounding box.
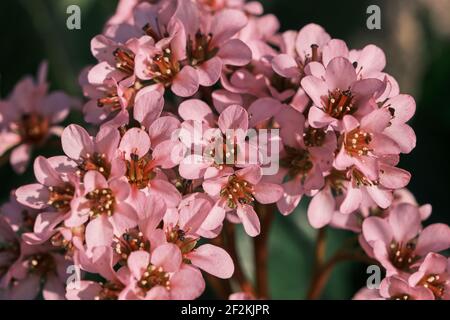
[307,188,334,228]
[171,66,199,97]
[325,57,356,91]
[339,186,362,214]
[217,39,252,66]
[197,56,223,86]
[62,124,94,160]
[253,182,283,204]
[416,224,450,256]
[119,127,151,160]
[272,54,299,78]
[11,144,32,174]
[379,164,410,189]
[366,186,392,209]
[85,215,114,250]
[389,203,421,242]
[15,183,49,209]
[149,179,181,207]
[237,204,260,237]
[362,216,393,245]
[151,243,182,272]
[301,76,328,108]
[383,124,416,154]
[111,202,138,235]
[188,244,234,279]
[127,250,150,279]
[201,201,226,231]
[218,104,248,132]
[178,99,214,123]
[322,39,349,66]
[210,9,248,47]
[170,266,205,299]
[133,88,164,129]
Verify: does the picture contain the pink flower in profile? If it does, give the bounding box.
[301,57,384,130]
[118,127,183,206]
[408,252,450,300]
[202,165,283,236]
[61,124,124,180]
[67,170,138,250]
[0,62,75,173]
[362,203,450,275]
[15,156,78,232]
[379,276,434,300]
[271,23,331,80]
[275,108,336,215]
[124,246,205,299]
[179,4,252,87]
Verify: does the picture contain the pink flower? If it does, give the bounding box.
[271,24,331,80]
[0,62,75,173]
[275,108,336,215]
[202,165,283,236]
[179,4,252,86]
[159,196,234,278]
[124,247,205,299]
[67,170,138,250]
[362,203,450,275]
[178,103,250,180]
[334,109,403,180]
[301,57,384,130]
[408,252,450,300]
[61,124,124,180]
[118,127,183,207]
[379,276,434,300]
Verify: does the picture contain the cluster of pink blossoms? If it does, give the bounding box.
[0,0,449,300]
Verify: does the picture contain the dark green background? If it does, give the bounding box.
[0,0,448,299]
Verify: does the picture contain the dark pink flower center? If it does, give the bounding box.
[113,48,135,76]
[345,128,372,157]
[113,229,150,262]
[77,152,111,179]
[389,241,417,271]
[281,146,313,179]
[146,48,180,86]
[323,89,356,119]
[418,274,446,299]
[303,127,326,147]
[19,113,49,144]
[94,281,124,300]
[47,184,75,211]
[86,188,116,217]
[138,265,170,293]
[188,32,218,66]
[166,226,197,256]
[220,175,255,209]
[126,154,156,189]
[27,253,56,276]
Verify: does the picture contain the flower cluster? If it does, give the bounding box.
[0,0,449,300]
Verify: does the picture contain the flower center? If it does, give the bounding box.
[27,253,56,276]
[281,146,313,178]
[146,48,180,86]
[113,229,150,262]
[138,265,171,293]
[86,188,116,217]
[94,281,125,300]
[19,113,49,144]
[188,32,218,66]
[351,168,378,187]
[345,128,372,157]
[126,154,156,189]
[418,274,446,299]
[390,294,411,300]
[77,152,111,179]
[113,48,135,76]
[166,226,197,256]
[47,184,75,211]
[389,241,417,271]
[323,89,356,119]
[303,127,326,147]
[220,175,255,209]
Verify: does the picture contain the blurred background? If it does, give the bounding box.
[0,0,449,299]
